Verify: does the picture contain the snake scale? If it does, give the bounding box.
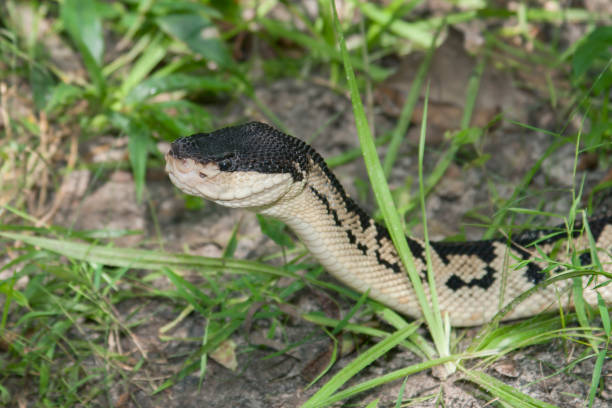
[165,122,612,326]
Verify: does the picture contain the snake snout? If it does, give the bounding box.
[170,135,206,161]
[168,136,188,159]
[164,152,192,176]
[174,157,194,174]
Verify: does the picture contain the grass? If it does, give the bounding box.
[1,0,611,406]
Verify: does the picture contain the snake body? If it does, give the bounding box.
[165,122,612,326]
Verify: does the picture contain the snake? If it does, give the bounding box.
[164,121,612,326]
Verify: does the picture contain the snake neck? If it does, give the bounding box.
[259,164,425,318]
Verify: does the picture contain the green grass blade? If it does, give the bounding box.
[60,0,106,96]
[304,332,338,389]
[318,354,491,407]
[460,52,486,130]
[0,232,291,278]
[573,277,590,331]
[302,324,419,408]
[582,211,604,274]
[588,348,606,407]
[417,84,449,366]
[119,33,168,98]
[303,313,419,352]
[108,114,153,202]
[394,375,409,408]
[128,121,151,203]
[597,292,610,337]
[354,1,434,48]
[330,0,444,350]
[464,369,558,408]
[326,131,392,168]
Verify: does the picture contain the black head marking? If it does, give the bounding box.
[170,122,313,181]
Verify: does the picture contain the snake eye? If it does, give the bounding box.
[199,172,207,179]
[218,153,237,171]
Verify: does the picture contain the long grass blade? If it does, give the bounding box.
[0,232,290,278]
[329,0,445,353]
[302,324,419,408]
[463,369,558,408]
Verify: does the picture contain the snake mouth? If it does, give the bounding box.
[165,152,224,200]
[165,153,221,178]
[165,153,193,174]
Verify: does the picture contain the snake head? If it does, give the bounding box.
[165,122,310,208]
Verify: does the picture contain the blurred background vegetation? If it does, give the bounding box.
[1,0,611,206]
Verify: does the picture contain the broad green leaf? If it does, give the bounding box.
[157,13,231,67]
[0,282,29,309]
[150,0,222,18]
[60,0,106,95]
[208,0,240,20]
[573,26,612,78]
[257,215,295,249]
[60,0,104,64]
[142,100,212,139]
[29,65,55,111]
[128,120,152,203]
[365,399,379,408]
[126,73,234,103]
[0,384,9,405]
[110,113,152,202]
[44,83,84,112]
